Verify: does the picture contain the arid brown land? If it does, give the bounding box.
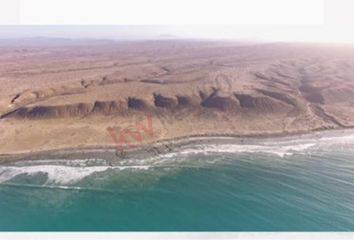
[1,39,354,154]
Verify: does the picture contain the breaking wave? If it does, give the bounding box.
[0,164,150,185]
[1,130,354,186]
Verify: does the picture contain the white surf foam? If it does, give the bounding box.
[0,164,150,184]
[2,131,354,185]
[176,143,316,157]
[172,131,354,157]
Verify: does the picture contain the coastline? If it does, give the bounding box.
[1,42,354,166]
[1,127,353,165]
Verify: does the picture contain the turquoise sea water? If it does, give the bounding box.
[1,132,354,231]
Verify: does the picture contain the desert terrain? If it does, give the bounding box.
[1,39,354,155]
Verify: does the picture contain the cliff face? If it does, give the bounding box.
[10,103,94,119]
[3,91,294,120]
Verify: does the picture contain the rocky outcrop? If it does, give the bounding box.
[234,93,290,113]
[8,103,94,119]
[153,94,177,108]
[176,95,195,106]
[127,97,148,109]
[256,89,297,106]
[202,96,238,110]
[299,84,324,104]
[92,100,122,115]
[3,90,295,120]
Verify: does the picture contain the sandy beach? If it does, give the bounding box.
[1,128,353,165]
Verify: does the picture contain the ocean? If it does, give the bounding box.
[1,131,354,231]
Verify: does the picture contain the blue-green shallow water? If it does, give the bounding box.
[1,132,354,231]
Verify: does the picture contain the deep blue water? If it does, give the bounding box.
[1,132,354,231]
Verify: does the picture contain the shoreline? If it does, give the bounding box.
[1,127,354,164]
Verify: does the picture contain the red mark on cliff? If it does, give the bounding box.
[107,113,154,156]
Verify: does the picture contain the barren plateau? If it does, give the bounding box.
[1,39,354,156]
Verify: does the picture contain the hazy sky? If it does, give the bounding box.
[0,0,353,43]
